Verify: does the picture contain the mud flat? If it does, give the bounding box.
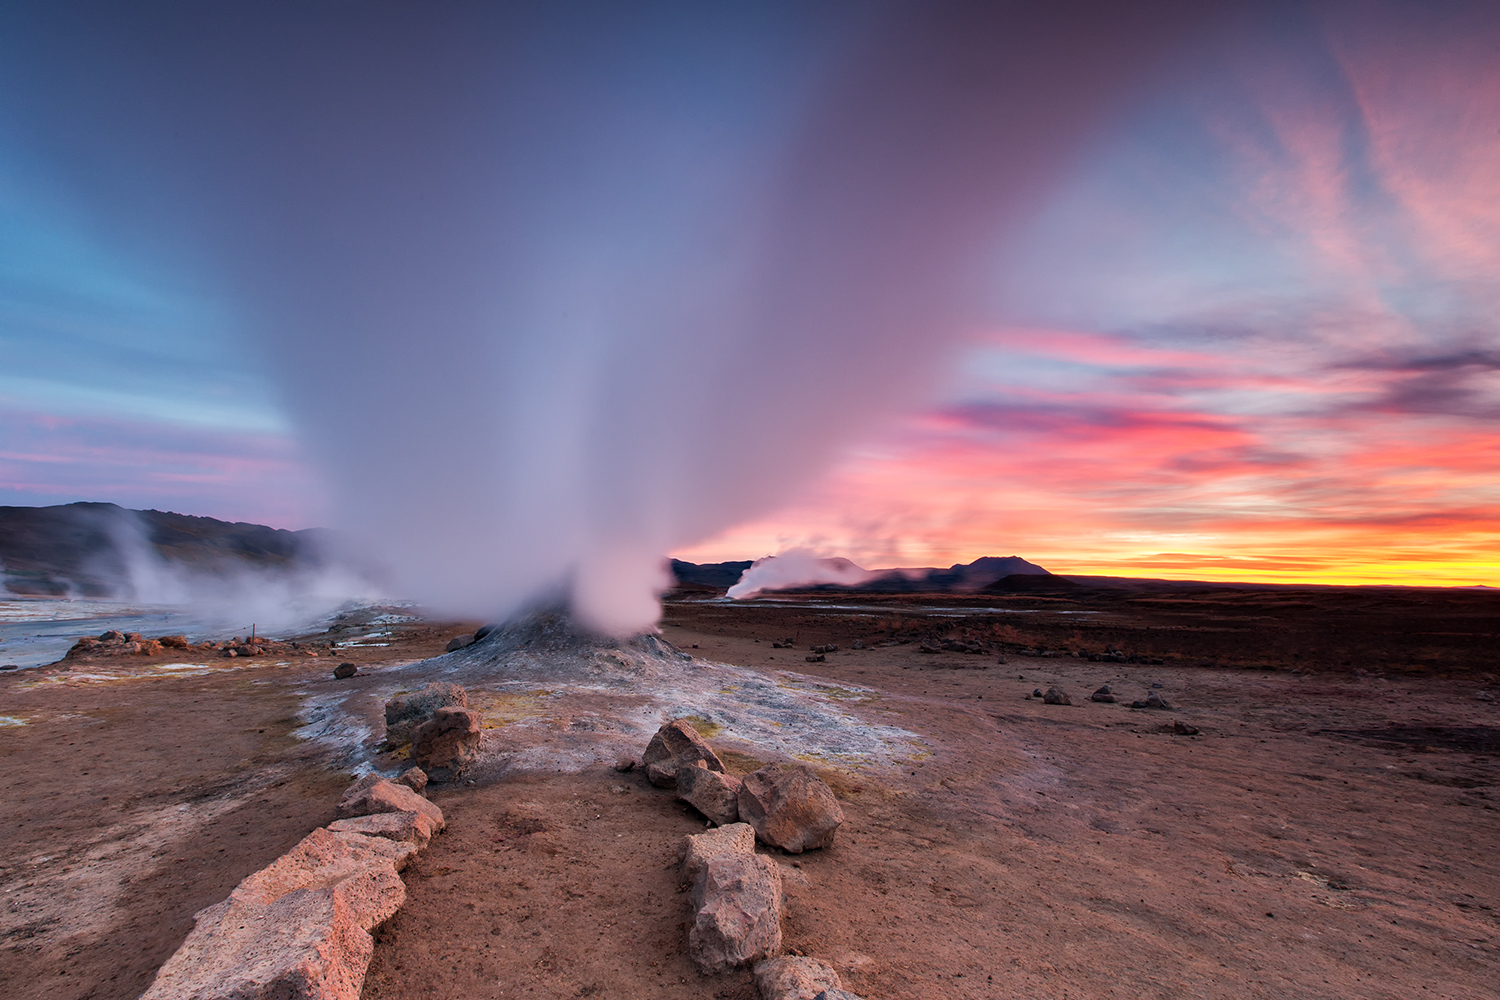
[3,594,1497,999]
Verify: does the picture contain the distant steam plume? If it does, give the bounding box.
[0,2,1239,633]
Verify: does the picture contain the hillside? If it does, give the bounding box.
[0,502,327,597]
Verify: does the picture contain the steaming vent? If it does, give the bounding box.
[430,607,692,689]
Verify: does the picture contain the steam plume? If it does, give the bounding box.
[0,2,1237,633]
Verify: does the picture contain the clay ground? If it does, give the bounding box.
[2,591,1498,999]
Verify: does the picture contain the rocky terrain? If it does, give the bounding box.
[0,589,1496,999]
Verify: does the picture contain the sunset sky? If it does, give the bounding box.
[1,3,1497,590]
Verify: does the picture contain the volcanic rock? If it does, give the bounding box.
[1043,686,1072,705]
[737,764,844,853]
[1146,691,1173,710]
[683,821,757,882]
[642,718,725,788]
[754,955,844,1000]
[677,761,743,826]
[411,707,482,782]
[335,775,445,831]
[333,662,357,679]
[683,824,782,973]
[445,634,475,652]
[384,682,467,744]
[327,811,439,848]
[140,828,414,1000]
[1174,720,1201,735]
[813,991,866,1000]
[99,629,125,642]
[159,634,190,649]
[1091,684,1116,703]
[395,767,428,794]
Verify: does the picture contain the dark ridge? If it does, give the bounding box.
[0,502,327,597]
[982,573,1081,593]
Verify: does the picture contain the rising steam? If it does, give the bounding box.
[0,2,1237,634]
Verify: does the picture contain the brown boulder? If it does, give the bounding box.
[445,634,475,652]
[412,706,482,782]
[683,824,782,973]
[327,811,438,848]
[677,762,742,825]
[335,776,445,830]
[158,634,190,649]
[754,955,845,1000]
[738,764,844,853]
[333,662,357,679]
[642,718,724,788]
[140,828,413,1000]
[384,682,467,745]
[395,767,428,794]
[1043,685,1072,705]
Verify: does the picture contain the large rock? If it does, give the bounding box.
[642,717,724,788]
[683,824,782,973]
[755,955,845,1000]
[335,775,445,831]
[327,811,439,848]
[411,706,483,782]
[737,764,844,853]
[683,822,756,882]
[140,828,414,1000]
[1043,685,1072,705]
[383,682,467,744]
[676,761,742,826]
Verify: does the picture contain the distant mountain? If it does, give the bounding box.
[668,554,1050,595]
[0,502,329,597]
[668,559,753,589]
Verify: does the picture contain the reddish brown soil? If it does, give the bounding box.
[364,599,1498,1000]
[4,595,1497,1000]
[0,615,476,1000]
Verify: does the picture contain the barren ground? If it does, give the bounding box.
[2,589,1497,999]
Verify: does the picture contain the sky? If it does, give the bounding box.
[1,2,1498,591]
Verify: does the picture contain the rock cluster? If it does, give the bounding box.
[642,717,725,788]
[142,770,444,1000]
[65,629,313,661]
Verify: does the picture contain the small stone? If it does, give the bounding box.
[805,654,826,663]
[613,757,637,772]
[1173,720,1200,735]
[333,662,357,679]
[1146,691,1173,709]
[1151,681,1164,688]
[395,767,428,794]
[738,764,844,853]
[445,634,474,652]
[1477,691,1495,702]
[677,762,743,826]
[813,990,866,1000]
[1043,686,1071,705]
[411,707,482,782]
[754,955,844,1000]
